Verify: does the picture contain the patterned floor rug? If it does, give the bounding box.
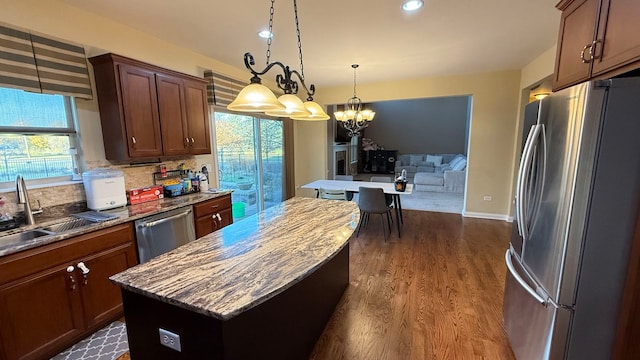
[51,321,129,360]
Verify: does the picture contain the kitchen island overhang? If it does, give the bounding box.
[110,197,359,359]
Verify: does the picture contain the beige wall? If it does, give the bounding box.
[2,0,555,219]
[2,0,252,192]
[300,70,522,218]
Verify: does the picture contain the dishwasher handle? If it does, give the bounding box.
[139,208,192,228]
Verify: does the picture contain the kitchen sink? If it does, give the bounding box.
[0,229,56,250]
[41,218,94,233]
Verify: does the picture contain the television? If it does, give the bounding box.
[334,120,351,143]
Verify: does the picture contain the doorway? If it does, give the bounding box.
[214,112,285,218]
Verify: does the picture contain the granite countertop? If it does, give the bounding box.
[110,197,360,321]
[0,191,233,257]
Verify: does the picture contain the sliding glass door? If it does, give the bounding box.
[214,112,284,219]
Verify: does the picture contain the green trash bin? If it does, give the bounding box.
[232,202,245,218]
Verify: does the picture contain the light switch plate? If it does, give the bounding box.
[159,328,182,352]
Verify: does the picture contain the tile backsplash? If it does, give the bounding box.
[0,159,197,218]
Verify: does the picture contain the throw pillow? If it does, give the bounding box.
[451,158,467,171]
[409,155,423,166]
[426,155,443,166]
[417,160,434,167]
[448,157,460,168]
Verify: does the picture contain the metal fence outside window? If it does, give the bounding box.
[0,156,73,181]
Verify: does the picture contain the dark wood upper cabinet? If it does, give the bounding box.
[184,79,212,155]
[89,54,211,161]
[118,64,163,158]
[553,0,640,91]
[156,73,189,156]
[591,0,640,76]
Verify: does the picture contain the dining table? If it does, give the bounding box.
[301,179,413,237]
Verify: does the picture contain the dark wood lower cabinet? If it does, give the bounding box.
[0,223,138,360]
[0,264,85,360]
[194,195,233,239]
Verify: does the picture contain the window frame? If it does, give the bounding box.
[0,91,81,188]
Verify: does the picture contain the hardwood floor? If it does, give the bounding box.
[310,209,515,360]
[116,209,514,360]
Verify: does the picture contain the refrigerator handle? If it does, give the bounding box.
[505,249,546,305]
[516,124,542,240]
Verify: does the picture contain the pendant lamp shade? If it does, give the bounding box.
[265,94,310,117]
[291,101,330,120]
[227,83,285,112]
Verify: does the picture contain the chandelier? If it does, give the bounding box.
[334,64,375,137]
[227,0,329,121]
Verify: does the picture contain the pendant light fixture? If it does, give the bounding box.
[334,64,375,136]
[227,0,329,121]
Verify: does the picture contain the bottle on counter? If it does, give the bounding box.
[198,171,209,192]
[191,175,200,192]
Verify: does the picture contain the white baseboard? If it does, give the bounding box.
[463,211,512,221]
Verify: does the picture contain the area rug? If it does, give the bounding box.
[351,190,463,214]
[399,190,463,214]
[51,321,128,360]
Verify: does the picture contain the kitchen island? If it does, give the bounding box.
[110,197,359,359]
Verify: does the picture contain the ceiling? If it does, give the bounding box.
[60,0,561,89]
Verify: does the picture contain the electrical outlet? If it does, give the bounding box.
[159,328,181,352]
[483,196,492,201]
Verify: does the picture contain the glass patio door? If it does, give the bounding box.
[214,112,284,219]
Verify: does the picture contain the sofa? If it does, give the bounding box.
[394,153,467,193]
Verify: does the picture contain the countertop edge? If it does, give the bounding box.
[0,191,232,257]
[113,239,351,321]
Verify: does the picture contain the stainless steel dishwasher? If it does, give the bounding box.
[135,206,195,263]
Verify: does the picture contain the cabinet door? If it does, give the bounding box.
[184,79,211,155]
[157,74,189,156]
[553,0,599,90]
[118,63,163,157]
[79,243,138,329]
[591,0,640,76]
[218,207,233,228]
[0,265,84,360]
[195,214,216,239]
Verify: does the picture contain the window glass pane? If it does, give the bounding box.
[0,134,73,181]
[0,87,70,129]
[260,119,283,209]
[215,112,259,218]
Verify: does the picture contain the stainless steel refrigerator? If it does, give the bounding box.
[503,77,640,359]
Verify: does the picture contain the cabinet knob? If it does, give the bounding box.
[131,136,137,146]
[185,138,190,146]
[216,213,222,221]
[580,43,593,63]
[77,262,90,275]
[191,137,195,144]
[67,266,76,290]
[77,262,90,285]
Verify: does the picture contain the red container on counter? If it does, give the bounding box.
[127,185,164,205]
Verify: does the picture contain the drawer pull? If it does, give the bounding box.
[580,43,593,63]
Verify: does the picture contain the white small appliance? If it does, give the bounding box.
[83,168,127,210]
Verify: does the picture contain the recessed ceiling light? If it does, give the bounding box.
[258,30,273,39]
[402,0,423,11]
